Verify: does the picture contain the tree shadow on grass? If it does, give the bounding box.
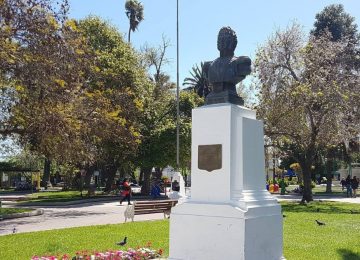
[337,249,360,260]
[281,201,360,214]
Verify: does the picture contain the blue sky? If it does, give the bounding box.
[68,0,360,86]
[1,0,360,158]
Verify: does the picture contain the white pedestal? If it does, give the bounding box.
[169,104,284,260]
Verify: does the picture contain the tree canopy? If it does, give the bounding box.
[125,0,144,43]
[311,4,359,43]
[0,0,90,163]
[0,0,156,190]
[255,23,360,202]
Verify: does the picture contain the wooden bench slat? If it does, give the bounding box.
[134,203,174,207]
[134,201,177,205]
[134,209,168,214]
[135,207,171,212]
[135,206,172,210]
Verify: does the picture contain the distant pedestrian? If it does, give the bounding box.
[120,178,132,205]
[340,177,346,191]
[345,175,352,198]
[151,183,161,198]
[279,177,286,195]
[351,176,359,198]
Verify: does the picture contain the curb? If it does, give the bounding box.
[14,195,169,207]
[0,209,44,220]
[18,196,120,207]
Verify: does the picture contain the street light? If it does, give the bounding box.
[176,0,180,170]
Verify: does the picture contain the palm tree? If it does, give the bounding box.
[125,0,144,43]
[183,62,210,98]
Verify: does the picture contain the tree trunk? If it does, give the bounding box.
[41,158,51,189]
[83,164,96,196]
[300,160,313,202]
[141,167,152,195]
[128,27,131,43]
[84,165,94,188]
[104,165,117,192]
[325,159,333,193]
[139,169,144,186]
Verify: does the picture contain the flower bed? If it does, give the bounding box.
[31,246,163,260]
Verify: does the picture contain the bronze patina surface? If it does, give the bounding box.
[198,144,222,172]
[203,27,251,106]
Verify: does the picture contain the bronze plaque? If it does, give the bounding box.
[198,144,222,172]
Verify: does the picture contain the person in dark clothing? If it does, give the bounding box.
[340,177,346,191]
[120,178,132,205]
[345,175,352,198]
[351,176,359,198]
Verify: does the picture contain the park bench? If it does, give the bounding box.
[124,199,178,222]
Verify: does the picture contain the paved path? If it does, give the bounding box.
[1,194,360,236]
[0,200,164,236]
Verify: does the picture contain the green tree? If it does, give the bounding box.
[78,16,150,191]
[136,89,203,194]
[255,23,360,202]
[0,0,91,186]
[135,37,204,193]
[311,4,359,43]
[183,62,210,98]
[125,0,144,43]
[312,4,360,192]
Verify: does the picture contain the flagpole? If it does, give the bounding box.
[176,0,180,170]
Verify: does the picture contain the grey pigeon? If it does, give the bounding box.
[116,236,127,246]
[315,220,325,226]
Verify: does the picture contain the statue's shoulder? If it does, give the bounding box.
[231,56,251,76]
[202,61,212,78]
[235,56,251,65]
[203,61,211,71]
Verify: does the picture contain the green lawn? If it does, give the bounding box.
[312,185,345,195]
[0,207,32,215]
[0,188,15,193]
[0,202,360,259]
[0,220,167,260]
[282,201,360,260]
[24,190,96,203]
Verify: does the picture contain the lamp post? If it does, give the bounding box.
[272,146,277,182]
[176,0,180,170]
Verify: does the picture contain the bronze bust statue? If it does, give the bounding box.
[204,27,251,105]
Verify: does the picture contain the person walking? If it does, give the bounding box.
[120,178,132,205]
[340,177,346,191]
[345,175,353,198]
[351,176,359,198]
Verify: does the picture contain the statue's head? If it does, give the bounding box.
[217,27,237,57]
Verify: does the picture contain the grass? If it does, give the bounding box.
[312,185,345,195]
[273,184,346,196]
[0,201,360,259]
[24,190,96,203]
[0,207,32,215]
[0,220,168,260]
[0,188,15,193]
[282,201,360,260]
